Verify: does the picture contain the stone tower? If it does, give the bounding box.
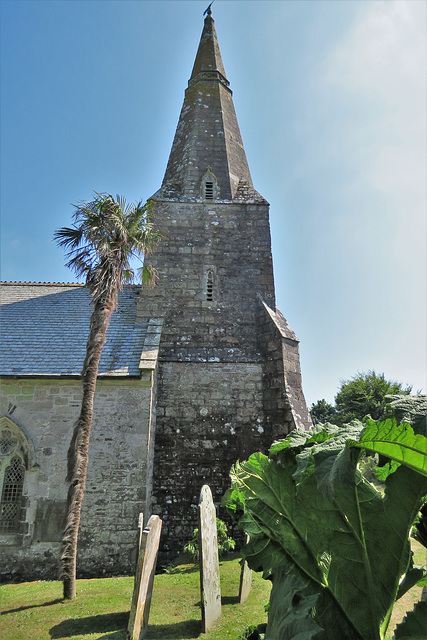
[137,10,312,552]
[0,9,312,581]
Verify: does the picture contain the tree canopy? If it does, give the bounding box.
[310,371,412,426]
[309,399,337,426]
[55,192,158,302]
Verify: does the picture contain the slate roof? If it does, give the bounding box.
[0,283,154,377]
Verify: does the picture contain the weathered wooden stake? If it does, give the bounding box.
[127,514,162,640]
[239,559,252,604]
[239,534,252,603]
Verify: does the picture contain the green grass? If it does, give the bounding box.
[1,544,424,640]
[0,555,271,640]
[384,540,426,640]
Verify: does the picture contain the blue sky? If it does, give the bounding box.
[1,0,426,405]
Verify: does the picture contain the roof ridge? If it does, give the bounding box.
[0,282,143,289]
[0,281,84,287]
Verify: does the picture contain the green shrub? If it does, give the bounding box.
[237,623,266,639]
[184,517,235,561]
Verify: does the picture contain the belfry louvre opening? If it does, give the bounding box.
[205,181,214,199]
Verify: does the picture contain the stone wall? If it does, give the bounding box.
[150,361,265,552]
[257,299,312,433]
[135,197,313,555]
[0,375,154,581]
[138,200,276,361]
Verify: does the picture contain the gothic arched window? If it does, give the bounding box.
[0,419,29,534]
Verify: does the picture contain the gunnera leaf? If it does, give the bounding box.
[224,425,427,640]
[395,553,426,599]
[292,422,364,488]
[264,568,323,640]
[269,424,343,460]
[385,395,427,435]
[348,418,427,477]
[394,598,427,639]
[412,502,427,549]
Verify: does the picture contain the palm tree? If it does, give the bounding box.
[54,193,158,599]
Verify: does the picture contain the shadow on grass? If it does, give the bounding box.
[50,614,201,639]
[49,612,128,638]
[3,599,62,614]
[146,619,201,639]
[222,595,240,605]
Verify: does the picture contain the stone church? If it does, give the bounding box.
[0,11,312,581]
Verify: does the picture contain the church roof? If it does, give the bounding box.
[155,12,266,203]
[0,283,161,377]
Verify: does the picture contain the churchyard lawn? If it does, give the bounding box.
[1,542,424,639]
[0,555,271,640]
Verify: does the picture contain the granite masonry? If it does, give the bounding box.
[0,11,311,580]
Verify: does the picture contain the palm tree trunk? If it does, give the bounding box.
[61,296,115,599]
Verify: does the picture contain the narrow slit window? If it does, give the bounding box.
[206,270,214,301]
[205,181,214,199]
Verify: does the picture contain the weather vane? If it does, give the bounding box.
[203,1,214,17]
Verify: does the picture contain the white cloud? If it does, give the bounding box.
[296,1,426,402]
[323,0,426,220]
[325,1,424,90]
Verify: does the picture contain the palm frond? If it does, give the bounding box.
[55,192,159,302]
[54,226,84,249]
[139,264,158,288]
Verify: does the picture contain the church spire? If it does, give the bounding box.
[189,9,228,89]
[156,11,265,203]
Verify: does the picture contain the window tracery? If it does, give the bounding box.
[0,419,29,534]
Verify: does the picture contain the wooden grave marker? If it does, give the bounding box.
[239,534,252,603]
[127,514,162,640]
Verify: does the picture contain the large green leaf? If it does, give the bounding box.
[264,568,323,640]
[395,561,426,600]
[394,599,427,639]
[228,454,328,586]
[348,418,427,477]
[269,424,342,458]
[224,426,427,640]
[385,394,427,435]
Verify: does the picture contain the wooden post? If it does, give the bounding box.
[127,514,162,640]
